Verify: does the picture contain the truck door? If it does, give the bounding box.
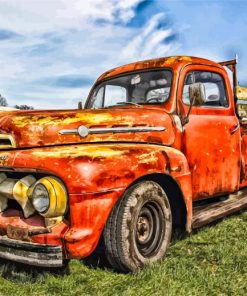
[178,65,241,200]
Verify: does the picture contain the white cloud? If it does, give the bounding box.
[0,1,180,108]
[0,0,141,33]
[119,13,180,63]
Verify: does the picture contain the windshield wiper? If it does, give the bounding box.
[116,101,142,107]
[102,101,142,108]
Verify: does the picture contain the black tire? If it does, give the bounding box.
[103,181,172,272]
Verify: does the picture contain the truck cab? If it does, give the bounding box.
[0,56,246,272]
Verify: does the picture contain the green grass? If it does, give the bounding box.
[0,211,246,296]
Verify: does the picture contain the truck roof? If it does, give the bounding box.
[97,56,223,82]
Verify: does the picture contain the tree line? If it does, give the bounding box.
[0,94,34,110]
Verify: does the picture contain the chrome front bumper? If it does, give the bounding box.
[0,236,63,267]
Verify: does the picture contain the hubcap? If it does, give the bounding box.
[137,216,151,243]
[135,201,165,258]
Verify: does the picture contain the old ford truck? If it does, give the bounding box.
[0,56,246,272]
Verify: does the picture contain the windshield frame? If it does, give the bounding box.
[84,68,173,109]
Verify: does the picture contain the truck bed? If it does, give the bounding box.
[237,86,247,120]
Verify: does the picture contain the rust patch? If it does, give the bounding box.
[137,151,158,164]
[30,145,127,159]
[165,56,177,65]
[178,56,192,62]
[12,112,115,128]
[161,150,171,172]
[0,154,8,166]
[7,225,30,241]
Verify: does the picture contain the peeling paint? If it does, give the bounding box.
[31,145,126,159]
[12,112,114,128]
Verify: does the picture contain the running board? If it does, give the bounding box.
[192,189,247,229]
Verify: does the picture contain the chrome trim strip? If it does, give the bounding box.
[59,129,78,135]
[60,126,166,137]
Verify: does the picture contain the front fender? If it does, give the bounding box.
[0,143,192,257]
[10,143,190,193]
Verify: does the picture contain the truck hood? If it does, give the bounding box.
[0,108,176,149]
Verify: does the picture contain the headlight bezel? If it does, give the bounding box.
[30,176,67,218]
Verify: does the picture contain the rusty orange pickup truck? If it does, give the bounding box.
[0,56,246,272]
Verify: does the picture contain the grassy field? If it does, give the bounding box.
[0,211,246,296]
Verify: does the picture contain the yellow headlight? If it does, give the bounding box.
[31,176,67,218]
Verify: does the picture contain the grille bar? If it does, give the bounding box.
[0,134,16,149]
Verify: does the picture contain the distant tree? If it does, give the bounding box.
[14,105,34,110]
[0,95,8,106]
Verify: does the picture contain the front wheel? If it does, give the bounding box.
[103,181,172,272]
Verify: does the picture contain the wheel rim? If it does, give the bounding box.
[135,200,165,258]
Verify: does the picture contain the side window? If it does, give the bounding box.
[182,71,228,107]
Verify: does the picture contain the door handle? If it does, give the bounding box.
[230,123,240,135]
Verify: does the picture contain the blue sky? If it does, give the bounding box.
[0,0,246,109]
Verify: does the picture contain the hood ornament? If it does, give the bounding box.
[59,125,166,138]
[78,126,89,137]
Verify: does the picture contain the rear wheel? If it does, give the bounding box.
[103,181,172,272]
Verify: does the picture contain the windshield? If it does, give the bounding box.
[86,70,172,109]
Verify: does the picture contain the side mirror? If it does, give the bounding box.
[182,83,206,125]
[78,101,84,109]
